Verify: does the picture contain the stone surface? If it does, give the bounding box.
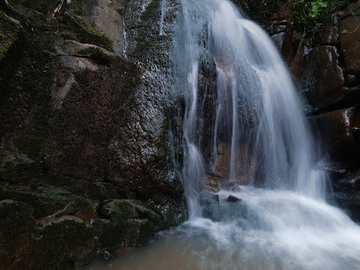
[340,12,360,74]
[0,200,94,270]
[271,32,292,61]
[314,13,339,45]
[310,107,360,161]
[301,46,345,111]
[0,186,94,219]
[82,0,125,55]
[227,194,241,202]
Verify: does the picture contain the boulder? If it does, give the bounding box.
[301,46,344,111]
[340,3,360,74]
[101,199,168,246]
[0,186,94,219]
[227,194,241,202]
[310,107,360,161]
[271,32,292,61]
[82,0,125,55]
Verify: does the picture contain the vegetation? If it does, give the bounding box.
[235,0,346,39]
[292,0,345,39]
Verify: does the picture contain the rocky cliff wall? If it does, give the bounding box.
[0,0,184,268]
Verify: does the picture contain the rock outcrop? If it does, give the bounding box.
[0,0,184,268]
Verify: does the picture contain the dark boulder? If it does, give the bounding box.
[301,46,344,112]
[227,194,241,203]
[310,107,360,161]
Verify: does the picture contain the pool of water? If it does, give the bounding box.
[83,188,360,270]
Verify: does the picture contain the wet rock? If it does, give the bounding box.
[55,39,114,71]
[199,192,220,205]
[222,181,242,192]
[337,172,360,190]
[0,186,94,219]
[91,218,123,248]
[267,20,292,35]
[102,199,166,228]
[125,218,156,246]
[329,192,360,222]
[301,46,344,111]
[340,4,360,74]
[345,74,360,86]
[227,194,241,202]
[310,107,360,161]
[101,200,165,246]
[36,215,95,269]
[199,192,219,219]
[87,182,124,202]
[0,201,94,269]
[198,48,218,166]
[82,0,125,55]
[314,13,339,45]
[271,32,292,61]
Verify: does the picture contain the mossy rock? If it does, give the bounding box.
[92,218,124,249]
[65,13,114,52]
[0,186,94,219]
[125,218,155,246]
[34,216,95,269]
[141,0,161,21]
[101,199,169,246]
[0,10,23,62]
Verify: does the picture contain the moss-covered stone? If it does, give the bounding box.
[141,0,161,21]
[34,217,94,269]
[0,186,94,219]
[125,218,155,246]
[66,13,114,52]
[0,10,23,62]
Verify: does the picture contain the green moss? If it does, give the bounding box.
[116,8,124,16]
[71,0,85,16]
[141,0,161,20]
[67,14,114,52]
[41,187,93,211]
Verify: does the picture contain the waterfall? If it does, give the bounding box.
[159,0,166,35]
[175,0,326,217]
[86,1,360,269]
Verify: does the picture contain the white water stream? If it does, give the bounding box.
[85,0,360,269]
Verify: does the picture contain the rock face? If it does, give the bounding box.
[301,46,345,112]
[340,2,360,74]
[0,0,184,268]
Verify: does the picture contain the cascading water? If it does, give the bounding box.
[177,0,327,216]
[86,1,360,269]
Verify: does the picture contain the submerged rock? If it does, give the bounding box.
[227,194,241,203]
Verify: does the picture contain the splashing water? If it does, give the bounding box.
[85,0,360,269]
